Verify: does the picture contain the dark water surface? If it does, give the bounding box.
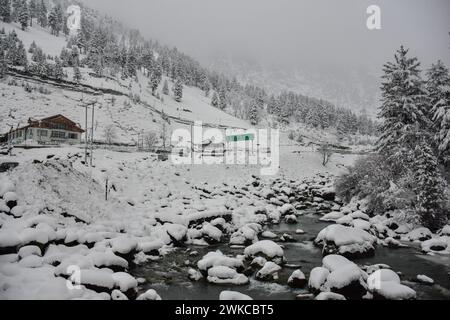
[131,215,450,300]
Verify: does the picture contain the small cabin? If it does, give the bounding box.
[7,115,85,146]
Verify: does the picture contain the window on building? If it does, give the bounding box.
[38,130,48,137]
[51,131,66,139]
[51,123,67,130]
[68,133,78,140]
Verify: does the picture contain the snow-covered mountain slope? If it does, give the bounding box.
[0,22,250,144]
[207,55,380,117]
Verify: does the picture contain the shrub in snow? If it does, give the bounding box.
[207,266,249,285]
[308,267,330,293]
[136,289,162,300]
[314,225,376,258]
[219,291,253,300]
[406,227,432,242]
[315,292,346,300]
[255,262,281,281]
[197,251,244,274]
[288,270,307,288]
[244,240,284,264]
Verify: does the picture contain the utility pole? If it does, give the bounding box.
[85,104,88,164]
[90,103,95,167]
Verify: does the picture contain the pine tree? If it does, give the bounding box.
[162,79,169,95]
[427,60,450,165]
[0,50,7,78]
[149,63,162,95]
[412,137,448,231]
[18,0,29,31]
[73,65,82,83]
[173,78,183,102]
[211,91,219,108]
[0,0,11,22]
[14,41,27,66]
[37,0,47,27]
[48,4,63,36]
[249,100,259,126]
[11,0,19,21]
[29,0,38,26]
[218,89,227,110]
[53,56,64,80]
[377,46,429,165]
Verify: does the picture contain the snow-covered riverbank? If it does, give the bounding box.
[0,146,449,300]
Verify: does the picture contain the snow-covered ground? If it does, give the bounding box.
[1,144,448,300]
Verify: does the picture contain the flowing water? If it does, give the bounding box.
[131,214,450,300]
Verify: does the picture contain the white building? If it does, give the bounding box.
[7,114,84,145]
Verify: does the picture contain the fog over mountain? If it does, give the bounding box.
[85,0,450,113]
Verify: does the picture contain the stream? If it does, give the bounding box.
[131,214,450,300]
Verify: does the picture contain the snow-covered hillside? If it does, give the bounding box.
[0,21,249,144]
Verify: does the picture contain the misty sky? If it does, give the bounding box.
[84,0,450,72]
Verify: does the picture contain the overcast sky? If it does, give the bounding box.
[84,0,450,72]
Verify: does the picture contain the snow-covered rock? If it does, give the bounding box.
[197,251,243,273]
[367,269,416,300]
[320,211,344,222]
[255,262,281,281]
[371,281,416,300]
[315,225,376,258]
[188,268,203,281]
[207,266,249,285]
[201,223,223,243]
[308,267,329,293]
[244,240,284,264]
[136,289,162,300]
[315,292,346,300]
[287,270,307,288]
[18,245,42,258]
[111,290,129,300]
[406,228,432,242]
[219,291,253,300]
[416,275,434,285]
